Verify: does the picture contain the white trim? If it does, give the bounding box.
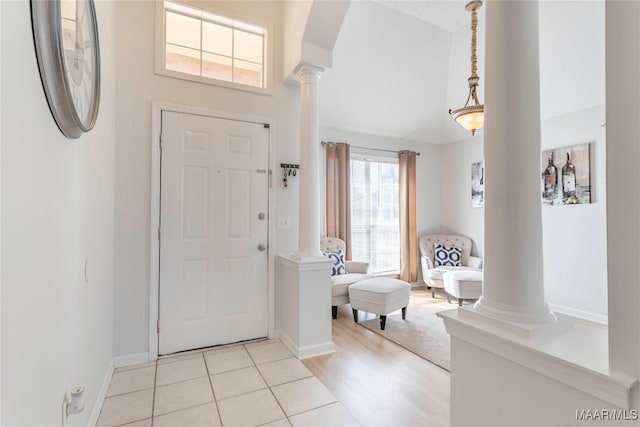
[113,352,151,369]
[275,329,336,360]
[87,360,114,427]
[439,309,637,409]
[548,303,608,326]
[150,101,276,361]
[350,147,400,163]
[278,253,333,271]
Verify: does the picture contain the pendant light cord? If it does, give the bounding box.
[470,7,478,79]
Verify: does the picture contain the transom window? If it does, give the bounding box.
[159,1,268,90]
[351,157,400,274]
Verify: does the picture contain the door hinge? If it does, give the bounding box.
[157,320,160,334]
[159,134,164,149]
[158,227,161,240]
[268,169,272,188]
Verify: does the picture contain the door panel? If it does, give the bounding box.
[159,111,269,355]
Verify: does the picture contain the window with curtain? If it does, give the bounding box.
[350,157,400,274]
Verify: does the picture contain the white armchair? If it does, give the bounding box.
[419,234,482,298]
[321,236,372,318]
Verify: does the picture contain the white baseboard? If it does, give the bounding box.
[275,329,297,356]
[275,329,335,360]
[298,342,336,359]
[113,352,150,368]
[87,360,114,427]
[548,303,608,326]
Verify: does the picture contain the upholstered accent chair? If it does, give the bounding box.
[321,236,372,319]
[419,234,482,298]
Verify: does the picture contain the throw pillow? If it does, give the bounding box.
[434,244,462,267]
[323,250,346,276]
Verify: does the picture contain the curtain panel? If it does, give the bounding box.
[325,142,352,260]
[399,150,418,282]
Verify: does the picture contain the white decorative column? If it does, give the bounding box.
[295,64,324,260]
[437,4,637,424]
[473,0,556,325]
[273,63,334,359]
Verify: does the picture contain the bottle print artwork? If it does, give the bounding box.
[562,152,577,202]
[542,153,558,200]
[541,143,591,206]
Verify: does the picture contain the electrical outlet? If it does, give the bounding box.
[277,216,290,230]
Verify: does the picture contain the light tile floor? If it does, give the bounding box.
[98,339,360,427]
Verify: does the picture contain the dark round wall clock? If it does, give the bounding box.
[31,0,101,139]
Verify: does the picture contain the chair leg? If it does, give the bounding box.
[458,298,463,307]
[380,315,387,330]
[432,289,435,298]
[352,308,358,323]
[447,295,451,304]
[332,306,338,319]
[401,306,407,319]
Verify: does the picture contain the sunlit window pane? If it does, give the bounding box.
[350,159,400,274]
[163,1,266,89]
[166,11,201,49]
[234,30,263,63]
[202,22,232,57]
[233,59,262,87]
[203,53,232,82]
[166,44,200,76]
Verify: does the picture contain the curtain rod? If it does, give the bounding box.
[321,141,420,156]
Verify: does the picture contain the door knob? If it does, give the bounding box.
[258,212,266,220]
[258,244,267,251]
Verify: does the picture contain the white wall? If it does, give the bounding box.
[114,1,301,357]
[541,106,607,322]
[1,1,116,425]
[319,126,444,272]
[441,106,608,322]
[441,135,484,257]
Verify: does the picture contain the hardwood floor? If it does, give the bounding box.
[302,291,451,427]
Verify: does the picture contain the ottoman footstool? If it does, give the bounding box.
[348,278,411,330]
[443,270,483,306]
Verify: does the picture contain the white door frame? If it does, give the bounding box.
[149,101,276,360]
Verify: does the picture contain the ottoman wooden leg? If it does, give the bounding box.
[380,315,387,330]
[458,299,464,307]
[401,306,407,319]
[332,306,338,319]
[352,308,358,323]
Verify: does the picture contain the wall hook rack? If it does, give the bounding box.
[280,163,300,188]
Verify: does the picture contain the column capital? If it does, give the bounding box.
[294,62,325,83]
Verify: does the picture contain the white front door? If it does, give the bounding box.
[159,111,269,355]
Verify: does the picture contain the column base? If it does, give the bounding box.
[438,308,637,412]
[462,298,574,340]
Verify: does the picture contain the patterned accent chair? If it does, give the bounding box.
[419,234,482,298]
[321,237,372,319]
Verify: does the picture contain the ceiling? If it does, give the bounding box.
[318,0,605,145]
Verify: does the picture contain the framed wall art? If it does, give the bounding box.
[471,161,484,208]
[541,143,591,205]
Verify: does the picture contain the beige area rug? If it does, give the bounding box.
[357,288,454,371]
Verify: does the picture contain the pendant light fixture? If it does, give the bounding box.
[449,0,484,135]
